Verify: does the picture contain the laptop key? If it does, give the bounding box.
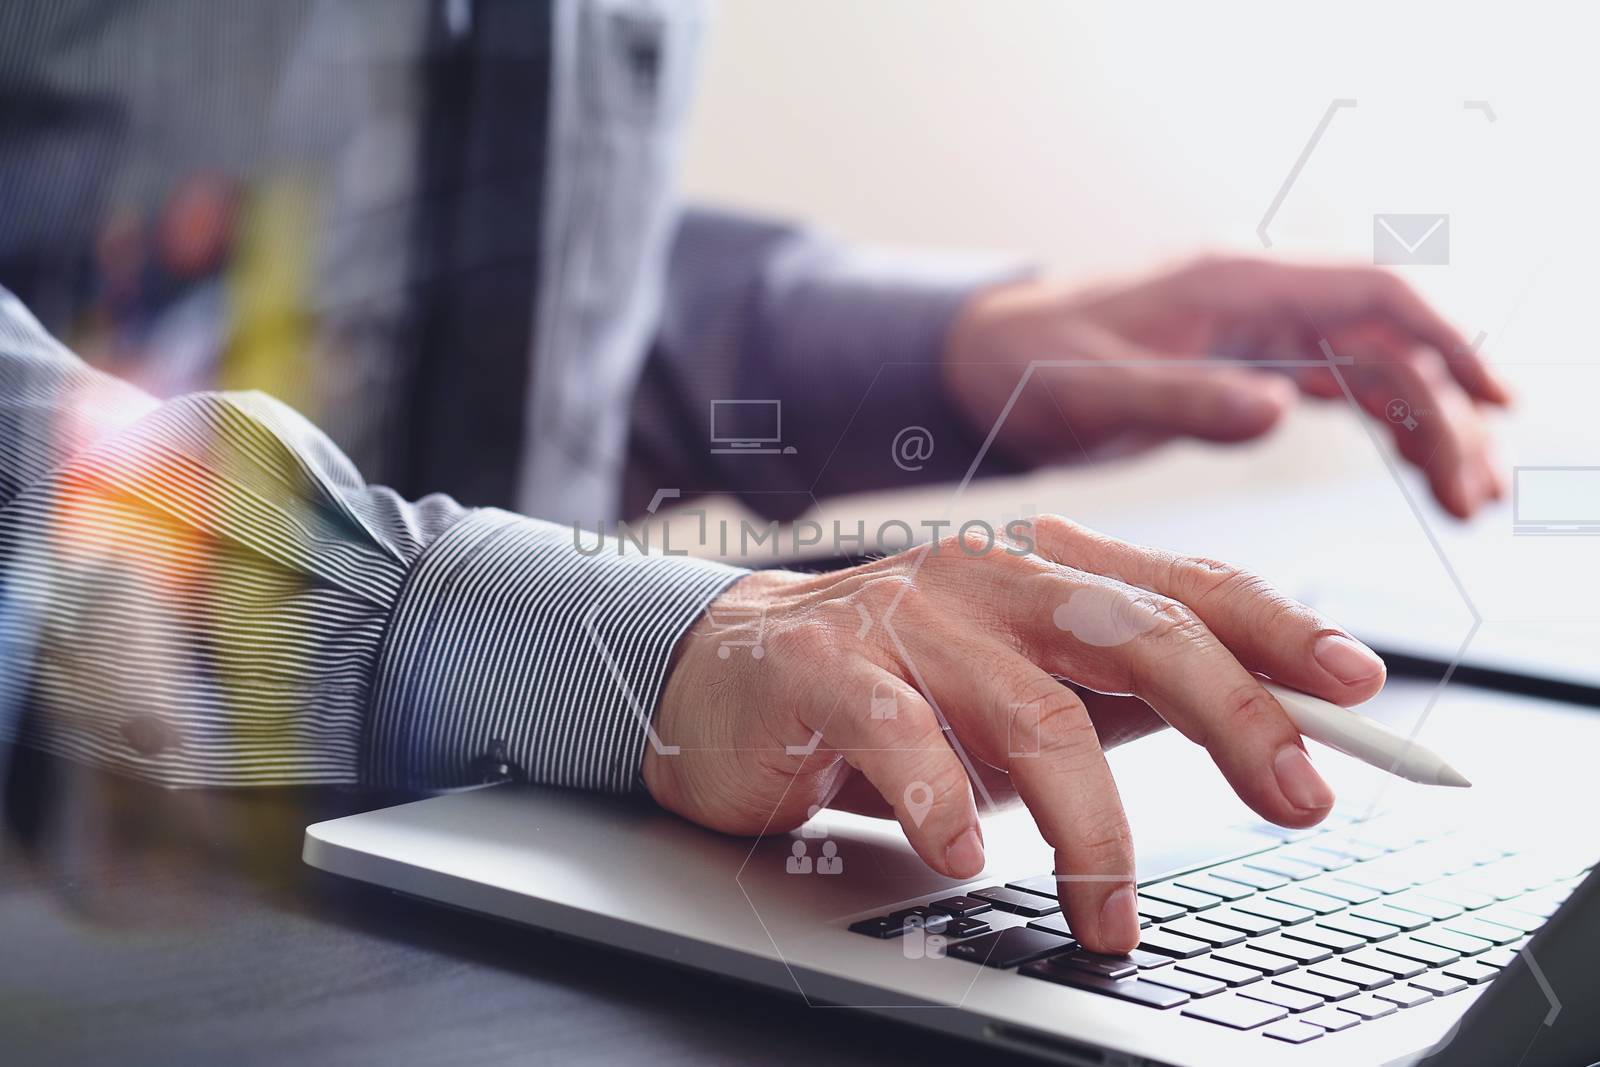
[1212,945,1298,976]
[1380,937,1461,967]
[1017,961,1191,1008]
[1317,913,1400,942]
[1231,897,1315,925]
[1275,971,1360,1001]
[1005,873,1060,899]
[1281,924,1366,953]
[1163,917,1247,948]
[1389,893,1462,922]
[1201,907,1280,936]
[1174,873,1253,901]
[1141,967,1227,998]
[886,907,951,934]
[1302,1005,1361,1032]
[969,886,1060,917]
[1441,961,1500,986]
[1411,972,1470,997]
[1344,947,1427,979]
[1303,877,1379,905]
[1373,984,1434,1008]
[1135,895,1187,923]
[1056,949,1138,980]
[1024,913,1079,941]
[1263,1020,1325,1043]
[1137,929,1211,959]
[1238,854,1323,882]
[1176,956,1261,987]
[1239,982,1321,1013]
[1125,948,1176,969]
[1337,994,1399,1021]
[1181,993,1289,1029]
[1306,959,1394,991]
[1476,905,1546,936]
[1212,862,1288,890]
[928,895,992,918]
[941,916,994,939]
[1477,946,1518,969]
[1351,903,1431,931]
[849,916,912,939]
[1250,933,1333,965]
[1265,887,1345,915]
[1141,884,1223,911]
[1423,882,1495,911]
[1442,916,1522,945]
[946,926,1073,968]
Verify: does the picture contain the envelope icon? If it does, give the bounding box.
[1373,213,1449,265]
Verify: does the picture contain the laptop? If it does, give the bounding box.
[1512,467,1600,537]
[304,678,1599,1066]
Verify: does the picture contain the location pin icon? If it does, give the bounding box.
[904,781,934,829]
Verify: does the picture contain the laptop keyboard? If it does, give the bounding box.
[847,812,1593,1045]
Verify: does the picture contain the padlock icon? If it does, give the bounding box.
[870,680,898,720]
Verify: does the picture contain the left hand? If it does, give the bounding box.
[942,256,1512,518]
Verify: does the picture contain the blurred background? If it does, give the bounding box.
[671,0,1600,673]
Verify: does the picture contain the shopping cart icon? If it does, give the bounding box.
[709,604,767,660]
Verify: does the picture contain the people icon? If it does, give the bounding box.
[801,804,828,838]
[785,839,812,875]
[816,839,843,875]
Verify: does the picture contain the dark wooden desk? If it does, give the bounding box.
[0,753,993,1066]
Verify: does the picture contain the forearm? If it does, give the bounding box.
[0,288,744,792]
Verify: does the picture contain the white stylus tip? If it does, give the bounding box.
[1436,764,1473,789]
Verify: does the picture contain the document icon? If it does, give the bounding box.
[1373,213,1449,265]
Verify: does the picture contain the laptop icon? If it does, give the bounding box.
[1511,466,1600,536]
[708,399,797,455]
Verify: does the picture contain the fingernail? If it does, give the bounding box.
[945,829,985,878]
[1274,744,1336,812]
[1313,633,1384,684]
[1097,885,1139,950]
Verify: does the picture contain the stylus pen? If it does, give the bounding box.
[1261,681,1472,788]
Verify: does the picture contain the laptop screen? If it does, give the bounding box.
[1513,467,1600,525]
[710,400,782,444]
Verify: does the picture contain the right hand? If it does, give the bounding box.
[644,516,1386,954]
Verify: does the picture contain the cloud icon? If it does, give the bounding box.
[1052,584,1162,647]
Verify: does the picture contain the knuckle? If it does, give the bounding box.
[1219,682,1290,742]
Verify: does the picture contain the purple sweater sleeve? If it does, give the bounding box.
[626,207,1029,522]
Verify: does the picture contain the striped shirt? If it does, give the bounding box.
[0,286,744,790]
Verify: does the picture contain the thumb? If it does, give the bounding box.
[1111,361,1297,442]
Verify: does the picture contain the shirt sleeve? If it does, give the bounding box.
[626,206,1031,520]
[0,287,745,792]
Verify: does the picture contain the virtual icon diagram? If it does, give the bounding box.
[1512,466,1600,536]
[1373,213,1450,265]
[709,399,797,455]
[1387,399,1419,431]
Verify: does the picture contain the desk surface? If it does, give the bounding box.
[0,758,978,1067]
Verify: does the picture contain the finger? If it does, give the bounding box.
[1348,342,1494,518]
[1113,363,1297,442]
[1266,263,1512,406]
[809,666,984,879]
[1362,271,1512,406]
[1029,516,1386,705]
[1042,334,1297,443]
[1000,538,1337,830]
[894,622,1140,953]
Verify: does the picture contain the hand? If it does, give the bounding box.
[942,257,1512,518]
[644,518,1386,954]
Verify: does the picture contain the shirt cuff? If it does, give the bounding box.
[366,509,747,792]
